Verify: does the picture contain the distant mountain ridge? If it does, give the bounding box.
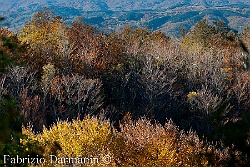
[1,0,250,12]
[1,0,250,37]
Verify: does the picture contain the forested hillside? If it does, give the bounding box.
[1,9,250,166]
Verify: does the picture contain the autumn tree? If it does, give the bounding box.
[241,26,250,53]
[18,8,68,74]
[67,18,126,77]
[182,19,243,54]
[180,20,250,160]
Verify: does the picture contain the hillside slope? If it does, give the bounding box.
[1,0,250,36]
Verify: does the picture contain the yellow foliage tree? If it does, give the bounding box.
[17,9,69,73]
[18,9,68,51]
[22,116,116,167]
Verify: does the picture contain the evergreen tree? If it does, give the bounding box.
[0,18,35,167]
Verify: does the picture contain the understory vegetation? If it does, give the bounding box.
[1,9,250,166]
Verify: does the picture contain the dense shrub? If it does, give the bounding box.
[117,117,236,167]
[22,116,239,167]
[22,116,115,167]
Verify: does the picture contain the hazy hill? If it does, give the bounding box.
[1,0,250,36]
[1,0,250,11]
